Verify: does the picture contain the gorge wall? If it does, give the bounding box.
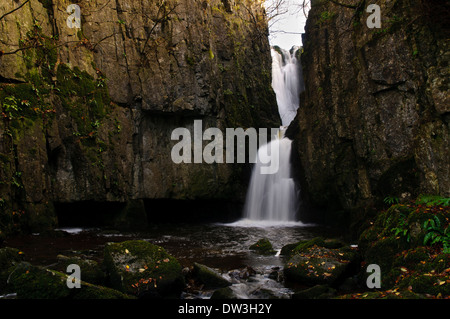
[0,0,279,234]
[290,0,449,231]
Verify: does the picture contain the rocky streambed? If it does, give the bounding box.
[0,222,358,299]
[1,200,449,300]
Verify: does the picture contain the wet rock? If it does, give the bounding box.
[192,262,231,289]
[249,238,277,255]
[103,240,185,298]
[268,270,281,281]
[8,262,131,299]
[210,286,237,299]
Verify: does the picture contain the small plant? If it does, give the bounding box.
[384,196,399,205]
[416,195,450,207]
[391,218,411,243]
[317,11,335,25]
[423,215,450,253]
[223,89,233,96]
[2,96,21,120]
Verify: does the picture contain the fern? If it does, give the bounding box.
[416,195,450,207]
[423,215,450,253]
[384,196,399,205]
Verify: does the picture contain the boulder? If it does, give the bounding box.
[192,262,231,289]
[51,255,106,286]
[0,247,24,294]
[283,240,358,286]
[8,262,130,299]
[280,237,345,258]
[292,284,337,299]
[103,240,185,298]
[249,238,276,255]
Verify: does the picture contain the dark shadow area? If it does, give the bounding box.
[143,198,243,224]
[55,201,126,228]
[55,198,244,230]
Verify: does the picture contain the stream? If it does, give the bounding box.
[4,219,334,299]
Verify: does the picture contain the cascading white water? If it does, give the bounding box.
[242,46,304,224]
[243,135,297,222]
[271,46,304,128]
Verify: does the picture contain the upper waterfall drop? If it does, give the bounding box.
[239,46,304,225]
[271,46,304,127]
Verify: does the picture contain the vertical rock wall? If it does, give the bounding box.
[0,0,279,234]
[292,0,449,226]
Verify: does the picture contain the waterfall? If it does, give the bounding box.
[241,46,303,224]
[271,46,304,128]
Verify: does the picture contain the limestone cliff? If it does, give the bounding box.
[0,0,278,234]
[290,0,449,228]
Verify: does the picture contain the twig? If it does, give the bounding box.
[0,0,30,21]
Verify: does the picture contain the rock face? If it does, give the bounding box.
[291,0,449,226]
[0,0,278,234]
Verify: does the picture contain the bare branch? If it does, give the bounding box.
[0,0,30,21]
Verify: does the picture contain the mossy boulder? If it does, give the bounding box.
[49,255,106,286]
[192,262,231,289]
[0,247,24,294]
[103,240,185,298]
[249,238,277,255]
[8,262,130,299]
[283,239,358,286]
[281,237,345,258]
[385,248,450,297]
[292,284,337,299]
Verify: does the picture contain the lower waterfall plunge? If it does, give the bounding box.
[242,46,304,224]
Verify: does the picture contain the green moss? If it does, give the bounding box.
[249,238,276,255]
[192,262,231,288]
[9,262,72,299]
[358,197,450,296]
[103,240,185,297]
[50,255,106,286]
[0,247,24,294]
[401,273,450,296]
[292,284,336,299]
[9,262,131,299]
[284,245,357,286]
